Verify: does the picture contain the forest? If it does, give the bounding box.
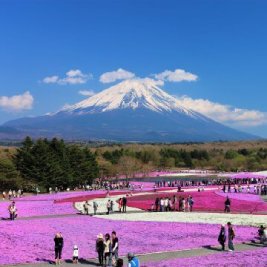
[1,138,267,191]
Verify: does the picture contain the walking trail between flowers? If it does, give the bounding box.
[1,187,266,266]
[0,212,266,267]
[1,239,265,267]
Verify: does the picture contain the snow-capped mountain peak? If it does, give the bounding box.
[62,78,192,114]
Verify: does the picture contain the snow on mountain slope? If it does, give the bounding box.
[2,78,258,142]
[61,78,197,116]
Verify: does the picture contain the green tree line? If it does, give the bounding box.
[0,137,99,191]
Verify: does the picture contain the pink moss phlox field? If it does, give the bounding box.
[0,200,75,218]
[15,190,112,201]
[0,216,258,265]
[215,191,264,203]
[127,191,267,213]
[142,247,267,267]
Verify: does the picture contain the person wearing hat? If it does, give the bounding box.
[96,233,105,266]
[127,252,140,267]
[72,245,79,264]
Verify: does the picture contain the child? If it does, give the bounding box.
[72,245,79,264]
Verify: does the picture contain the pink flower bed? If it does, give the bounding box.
[16,190,110,201]
[127,191,267,214]
[0,216,257,265]
[215,191,264,203]
[0,201,76,218]
[143,247,267,267]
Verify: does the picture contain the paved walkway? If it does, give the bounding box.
[1,242,265,267]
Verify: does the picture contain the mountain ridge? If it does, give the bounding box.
[2,79,259,142]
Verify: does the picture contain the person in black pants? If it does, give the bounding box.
[218,225,226,250]
[96,233,105,266]
[122,197,127,213]
[54,232,64,265]
[224,197,231,213]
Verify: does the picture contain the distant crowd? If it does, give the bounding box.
[152,195,194,212]
[2,189,23,200]
[155,178,267,195]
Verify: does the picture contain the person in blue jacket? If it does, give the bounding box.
[127,252,140,267]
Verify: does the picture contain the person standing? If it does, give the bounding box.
[2,191,6,200]
[112,231,119,263]
[227,222,235,251]
[164,197,169,212]
[122,197,127,213]
[83,201,90,215]
[218,225,226,250]
[155,197,159,212]
[104,233,112,267]
[96,233,105,266]
[72,245,79,264]
[110,201,114,213]
[54,232,64,265]
[188,196,194,212]
[160,198,164,212]
[93,201,98,215]
[107,200,111,215]
[118,198,122,212]
[224,197,231,213]
[8,190,12,200]
[182,198,186,212]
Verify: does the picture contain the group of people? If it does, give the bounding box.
[54,231,140,267]
[153,195,194,212]
[217,222,236,251]
[218,223,267,252]
[82,196,128,216]
[2,189,23,200]
[222,183,267,195]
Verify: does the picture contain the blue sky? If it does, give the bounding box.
[0,0,267,137]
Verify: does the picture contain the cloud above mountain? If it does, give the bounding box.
[0,91,33,111]
[43,69,93,85]
[155,69,198,82]
[99,68,135,83]
[175,96,267,127]
[99,68,198,84]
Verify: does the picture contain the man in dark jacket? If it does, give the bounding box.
[224,197,231,213]
[122,197,127,213]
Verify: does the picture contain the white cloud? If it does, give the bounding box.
[43,69,92,85]
[155,69,198,82]
[176,96,267,127]
[100,68,135,83]
[78,90,95,97]
[0,91,34,111]
[43,75,59,84]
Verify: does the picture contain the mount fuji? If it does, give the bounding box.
[2,79,257,142]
